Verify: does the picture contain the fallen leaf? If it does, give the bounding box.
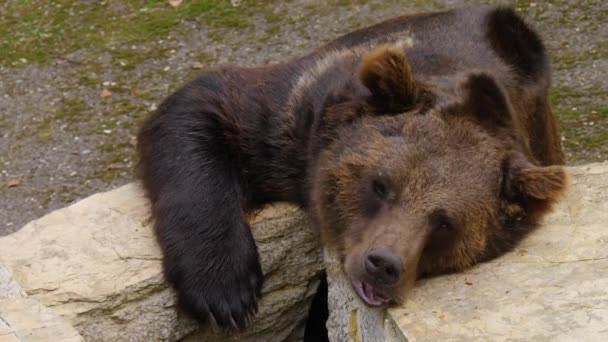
[107,163,124,170]
[168,0,182,7]
[131,88,142,97]
[100,88,112,98]
[6,179,20,188]
[191,62,205,70]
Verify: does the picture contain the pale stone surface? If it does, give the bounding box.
[0,298,83,342]
[1,264,82,341]
[324,162,608,341]
[0,266,25,300]
[0,183,323,342]
[388,162,608,341]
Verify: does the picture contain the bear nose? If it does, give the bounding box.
[365,248,402,285]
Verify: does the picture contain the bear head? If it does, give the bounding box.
[310,46,567,306]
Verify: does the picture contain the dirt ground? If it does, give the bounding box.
[1,0,607,235]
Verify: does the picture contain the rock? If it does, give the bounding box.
[324,162,608,341]
[0,298,83,342]
[0,265,26,300]
[325,248,404,342]
[0,183,323,342]
[1,263,83,341]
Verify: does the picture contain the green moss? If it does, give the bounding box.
[303,3,321,13]
[555,108,580,121]
[556,104,608,163]
[38,186,77,205]
[35,126,54,143]
[0,0,266,68]
[513,0,532,9]
[287,14,306,25]
[553,41,608,69]
[54,98,90,123]
[15,97,91,142]
[550,84,606,105]
[192,52,217,64]
[94,141,134,183]
[265,25,281,36]
[106,82,130,94]
[574,132,608,148]
[411,0,444,9]
[549,84,582,105]
[97,141,130,154]
[78,73,101,87]
[336,0,371,6]
[110,47,149,70]
[263,8,283,24]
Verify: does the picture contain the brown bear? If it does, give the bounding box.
[137,6,567,329]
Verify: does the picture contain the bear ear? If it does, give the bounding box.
[462,73,512,130]
[359,45,418,112]
[504,153,568,201]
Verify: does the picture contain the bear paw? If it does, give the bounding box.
[167,244,263,330]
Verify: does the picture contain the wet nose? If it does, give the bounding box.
[365,248,402,285]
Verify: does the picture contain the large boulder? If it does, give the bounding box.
[0,183,323,341]
[325,162,608,341]
[0,298,84,342]
[1,265,84,341]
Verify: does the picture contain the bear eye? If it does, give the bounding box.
[425,209,457,253]
[429,209,455,233]
[435,220,453,231]
[372,178,388,200]
[362,177,390,216]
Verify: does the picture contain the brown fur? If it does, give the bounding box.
[310,39,568,303]
[359,46,418,111]
[137,6,567,327]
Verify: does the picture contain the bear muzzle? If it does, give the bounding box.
[365,247,403,285]
[350,247,403,306]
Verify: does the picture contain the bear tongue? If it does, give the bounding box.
[354,280,389,306]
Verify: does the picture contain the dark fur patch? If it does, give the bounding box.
[486,7,546,79]
[464,73,512,129]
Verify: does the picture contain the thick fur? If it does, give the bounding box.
[137,6,566,328]
[359,45,418,112]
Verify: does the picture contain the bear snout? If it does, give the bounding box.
[365,247,403,285]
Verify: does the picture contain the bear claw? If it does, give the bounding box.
[176,269,262,330]
[169,243,264,330]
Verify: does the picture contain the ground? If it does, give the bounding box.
[0,0,606,235]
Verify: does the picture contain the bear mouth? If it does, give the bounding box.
[351,279,390,306]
